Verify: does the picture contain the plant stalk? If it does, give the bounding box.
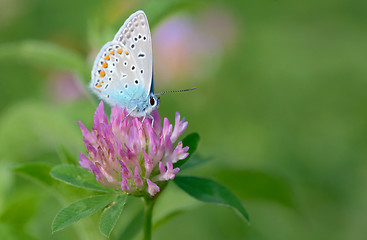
[143,198,155,240]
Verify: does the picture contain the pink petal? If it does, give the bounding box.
[143,148,153,177]
[120,160,132,179]
[79,153,91,170]
[146,179,160,196]
[78,121,97,146]
[134,167,143,189]
[162,117,172,139]
[165,162,180,180]
[159,161,166,174]
[128,125,141,155]
[171,112,188,143]
[121,176,132,192]
[92,101,109,131]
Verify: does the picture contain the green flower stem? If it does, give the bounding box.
[143,198,155,240]
[142,183,166,240]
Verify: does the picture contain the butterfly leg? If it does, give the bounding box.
[139,115,147,131]
[122,106,138,123]
[147,114,154,128]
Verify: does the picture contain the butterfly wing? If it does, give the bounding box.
[90,10,153,109]
[90,41,146,109]
[113,10,153,94]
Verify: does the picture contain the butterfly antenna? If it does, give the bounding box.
[155,87,197,96]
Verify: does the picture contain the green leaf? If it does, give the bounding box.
[0,40,89,80]
[52,194,115,233]
[173,133,200,169]
[179,155,212,171]
[12,162,102,204]
[99,195,127,238]
[174,176,250,222]
[50,164,114,193]
[12,162,56,187]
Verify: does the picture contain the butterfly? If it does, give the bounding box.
[90,10,159,122]
[90,10,195,122]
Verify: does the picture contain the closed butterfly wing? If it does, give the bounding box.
[90,41,148,109]
[114,10,153,94]
[90,10,156,116]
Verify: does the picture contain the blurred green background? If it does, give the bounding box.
[1,0,367,239]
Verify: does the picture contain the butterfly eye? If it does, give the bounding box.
[150,97,155,106]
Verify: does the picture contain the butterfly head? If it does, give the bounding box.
[148,93,160,111]
[130,93,159,118]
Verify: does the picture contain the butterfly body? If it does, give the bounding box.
[90,10,159,118]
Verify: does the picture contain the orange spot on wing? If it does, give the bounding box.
[96,84,102,87]
[117,48,122,54]
[104,55,110,60]
[100,70,105,77]
[124,51,129,55]
[110,50,115,55]
[102,61,108,68]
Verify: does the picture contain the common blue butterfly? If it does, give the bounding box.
[90,10,195,121]
[90,10,158,120]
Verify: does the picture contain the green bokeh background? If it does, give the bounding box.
[1,0,366,239]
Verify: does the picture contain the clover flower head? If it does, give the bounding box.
[78,101,189,196]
